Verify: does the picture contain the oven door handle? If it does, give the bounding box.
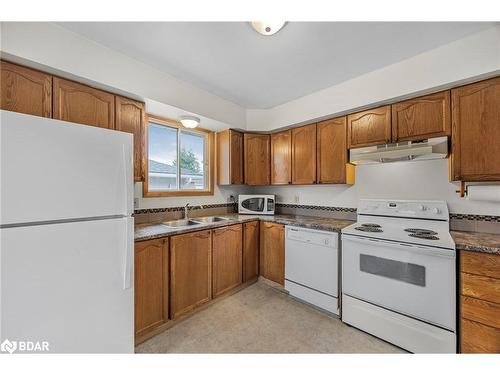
[342,235,455,258]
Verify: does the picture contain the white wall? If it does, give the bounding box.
[247,25,500,131]
[0,22,247,129]
[253,159,500,215]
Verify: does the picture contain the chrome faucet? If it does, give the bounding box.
[184,203,204,220]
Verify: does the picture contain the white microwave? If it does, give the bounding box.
[238,194,275,215]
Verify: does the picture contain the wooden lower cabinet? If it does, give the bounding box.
[212,224,243,297]
[243,221,260,282]
[460,250,500,353]
[135,238,169,339]
[170,230,212,319]
[259,222,285,285]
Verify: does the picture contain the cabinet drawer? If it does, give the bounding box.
[461,251,500,279]
[461,296,500,329]
[462,272,500,304]
[461,318,500,353]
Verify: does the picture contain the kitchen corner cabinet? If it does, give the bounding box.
[135,238,169,339]
[170,230,212,319]
[212,224,243,298]
[115,96,145,182]
[450,77,500,182]
[217,129,244,185]
[460,251,500,353]
[317,117,348,184]
[1,60,52,118]
[271,130,292,184]
[259,222,285,285]
[53,77,115,129]
[244,133,271,185]
[243,221,260,282]
[347,105,391,149]
[291,124,317,184]
[392,91,451,142]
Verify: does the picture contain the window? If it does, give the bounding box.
[144,115,214,197]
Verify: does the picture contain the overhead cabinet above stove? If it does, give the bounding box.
[347,91,451,150]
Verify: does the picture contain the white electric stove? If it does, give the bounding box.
[341,199,456,353]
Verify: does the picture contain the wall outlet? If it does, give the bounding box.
[134,198,139,209]
[294,195,300,203]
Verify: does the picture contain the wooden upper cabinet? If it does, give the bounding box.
[170,230,212,320]
[392,91,451,142]
[259,222,285,285]
[317,117,348,184]
[291,124,317,184]
[212,224,243,298]
[451,77,500,182]
[347,105,391,148]
[243,221,259,282]
[244,133,270,185]
[271,130,292,184]
[135,238,169,339]
[53,77,115,129]
[115,96,145,182]
[1,61,52,118]
[217,129,244,185]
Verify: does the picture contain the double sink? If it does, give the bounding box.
[162,216,231,229]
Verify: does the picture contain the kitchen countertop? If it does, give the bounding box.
[134,214,354,242]
[451,230,500,255]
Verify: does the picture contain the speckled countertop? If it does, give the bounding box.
[135,214,354,242]
[451,231,500,255]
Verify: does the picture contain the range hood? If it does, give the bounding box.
[349,136,448,165]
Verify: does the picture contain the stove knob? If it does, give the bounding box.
[432,207,441,214]
[418,205,426,211]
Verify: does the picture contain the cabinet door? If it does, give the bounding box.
[451,77,500,182]
[392,91,451,142]
[291,124,317,184]
[317,117,347,184]
[244,133,270,185]
[53,77,115,129]
[135,238,169,338]
[212,224,243,297]
[347,105,391,148]
[217,129,244,185]
[1,61,52,117]
[170,230,212,319]
[259,222,285,285]
[115,96,145,182]
[243,221,259,282]
[230,130,244,184]
[271,130,291,184]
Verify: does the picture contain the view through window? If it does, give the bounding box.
[148,120,208,192]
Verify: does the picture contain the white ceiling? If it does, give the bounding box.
[57,22,496,109]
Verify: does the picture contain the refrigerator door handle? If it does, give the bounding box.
[122,143,133,216]
[123,218,133,290]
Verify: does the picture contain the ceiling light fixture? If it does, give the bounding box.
[179,115,200,129]
[250,21,286,36]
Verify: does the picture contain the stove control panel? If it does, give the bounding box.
[357,199,449,221]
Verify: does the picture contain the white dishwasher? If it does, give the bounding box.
[285,226,339,315]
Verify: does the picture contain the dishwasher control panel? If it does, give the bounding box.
[286,226,338,248]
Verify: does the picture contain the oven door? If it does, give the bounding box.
[342,235,455,331]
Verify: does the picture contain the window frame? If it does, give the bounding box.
[143,114,214,197]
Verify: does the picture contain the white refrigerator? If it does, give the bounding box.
[0,110,134,353]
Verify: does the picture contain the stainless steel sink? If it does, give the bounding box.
[192,216,231,224]
[162,219,201,228]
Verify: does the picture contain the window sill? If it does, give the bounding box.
[143,189,214,198]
